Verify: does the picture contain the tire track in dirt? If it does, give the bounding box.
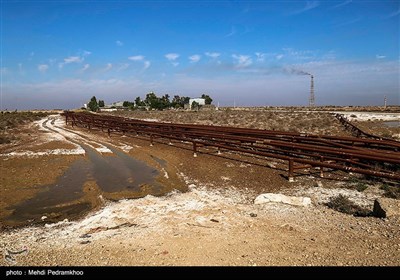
[2,116,163,227]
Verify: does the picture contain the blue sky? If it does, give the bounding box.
[1,0,399,109]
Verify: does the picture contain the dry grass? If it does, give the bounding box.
[109,109,350,136]
[0,111,50,144]
[325,194,371,217]
[380,184,400,199]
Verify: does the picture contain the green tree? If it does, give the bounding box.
[183,96,190,106]
[98,100,105,107]
[171,95,181,108]
[160,94,170,110]
[145,92,162,109]
[191,101,200,110]
[201,94,213,105]
[88,96,99,112]
[123,101,131,107]
[134,97,144,107]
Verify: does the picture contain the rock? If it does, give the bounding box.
[254,193,311,207]
[41,216,48,221]
[250,213,257,217]
[373,198,400,218]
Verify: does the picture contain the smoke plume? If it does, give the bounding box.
[284,68,311,76]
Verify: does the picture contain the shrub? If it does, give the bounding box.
[380,184,400,199]
[325,194,371,217]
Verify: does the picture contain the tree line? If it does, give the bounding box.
[86,92,212,112]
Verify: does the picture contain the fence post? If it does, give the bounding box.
[320,156,324,178]
[193,142,197,157]
[288,159,294,182]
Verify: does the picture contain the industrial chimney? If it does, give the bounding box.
[309,75,315,107]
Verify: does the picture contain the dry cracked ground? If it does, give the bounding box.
[0,109,399,266]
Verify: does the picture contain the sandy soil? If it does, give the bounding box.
[1,112,399,266]
[1,183,399,266]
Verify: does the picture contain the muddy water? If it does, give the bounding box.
[4,159,91,225]
[3,143,162,227]
[383,121,400,128]
[85,145,161,192]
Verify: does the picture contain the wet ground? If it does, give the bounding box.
[384,121,400,128]
[1,116,177,227]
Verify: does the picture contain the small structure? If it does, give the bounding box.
[100,101,125,112]
[110,101,125,108]
[188,98,205,107]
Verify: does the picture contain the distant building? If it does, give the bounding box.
[110,101,125,107]
[100,108,117,112]
[188,98,206,107]
[99,101,125,112]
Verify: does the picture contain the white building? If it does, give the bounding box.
[110,101,125,107]
[188,98,206,107]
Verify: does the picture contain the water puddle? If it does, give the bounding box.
[151,155,167,167]
[87,145,161,193]
[3,143,164,227]
[5,159,91,225]
[383,121,400,128]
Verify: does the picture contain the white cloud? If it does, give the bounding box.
[165,53,179,61]
[283,48,314,60]
[276,54,284,60]
[165,53,179,66]
[117,63,130,71]
[225,26,236,37]
[205,52,220,59]
[334,16,362,27]
[4,57,399,110]
[48,58,57,66]
[38,64,49,73]
[81,64,90,71]
[59,51,90,68]
[189,54,201,63]
[332,0,352,9]
[385,8,400,19]
[232,54,252,68]
[289,1,320,15]
[255,52,266,62]
[128,55,145,61]
[116,40,123,46]
[143,61,151,69]
[376,55,386,59]
[104,63,113,71]
[64,56,82,64]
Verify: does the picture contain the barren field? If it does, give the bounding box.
[1,109,399,266]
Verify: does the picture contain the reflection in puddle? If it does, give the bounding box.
[86,145,160,193]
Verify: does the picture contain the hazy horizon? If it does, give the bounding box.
[1,1,399,110]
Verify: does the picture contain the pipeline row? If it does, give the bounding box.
[61,111,400,181]
[335,113,397,143]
